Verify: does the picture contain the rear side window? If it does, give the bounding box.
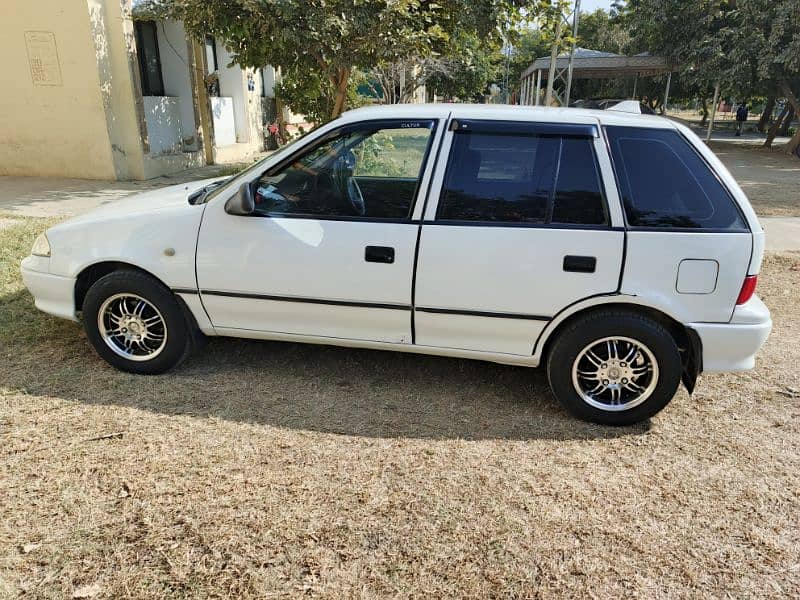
[552,137,607,225]
[437,129,607,225]
[605,126,747,230]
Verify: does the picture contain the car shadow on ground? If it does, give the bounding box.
[0,289,651,442]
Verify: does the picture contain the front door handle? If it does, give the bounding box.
[365,246,395,264]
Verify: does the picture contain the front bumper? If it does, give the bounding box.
[20,256,77,322]
[689,295,772,373]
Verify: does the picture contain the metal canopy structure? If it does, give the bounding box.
[519,48,675,107]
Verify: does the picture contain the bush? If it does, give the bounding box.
[275,70,368,125]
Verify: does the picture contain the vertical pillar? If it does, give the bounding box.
[535,69,542,106]
[564,0,581,106]
[545,17,562,106]
[190,39,215,165]
[706,81,721,142]
[663,72,672,114]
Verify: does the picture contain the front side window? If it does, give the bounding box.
[605,126,747,230]
[437,128,607,225]
[252,121,435,219]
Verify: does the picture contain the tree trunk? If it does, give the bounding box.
[650,96,661,111]
[764,104,789,148]
[330,67,351,119]
[779,81,800,157]
[757,96,775,132]
[778,106,795,137]
[699,97,709,126]
[786,127,800,158]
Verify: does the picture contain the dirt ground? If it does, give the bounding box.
[1,215,799,598]
[711,142,800,217]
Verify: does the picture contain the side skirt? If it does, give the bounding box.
[212,326,540,368]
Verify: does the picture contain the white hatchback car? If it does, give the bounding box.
[21,104,771,424]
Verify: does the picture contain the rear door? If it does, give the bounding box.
[413,119,625,355]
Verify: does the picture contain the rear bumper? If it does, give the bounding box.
[689,296,772,373]
[20,256,77,321]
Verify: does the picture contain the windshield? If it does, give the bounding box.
[200,125,322,204]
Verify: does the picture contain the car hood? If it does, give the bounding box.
[52,178,226,229]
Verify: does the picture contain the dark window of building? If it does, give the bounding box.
[134,21,164,97]
[437,128,606,225]
[204,36,218,73]
[605,126,747,230]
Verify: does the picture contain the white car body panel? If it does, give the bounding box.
[43,180,215,292]
[196,214,418,343]
[620,232,752,323]
[414,226,624,354]
[414,119,625,355]
[20,103,771,378]
[20,256,76,321]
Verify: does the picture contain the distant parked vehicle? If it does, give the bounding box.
[572,98,656,114]
[21,104,770,424]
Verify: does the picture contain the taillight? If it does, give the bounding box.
[736,275,758,305]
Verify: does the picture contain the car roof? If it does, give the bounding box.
[339,103,677,130]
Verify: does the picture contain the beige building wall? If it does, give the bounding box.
[1,0,276,181]
[0,0,147,180]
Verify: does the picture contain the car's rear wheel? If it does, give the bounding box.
[83,270,192,374]
[546,309,682,425]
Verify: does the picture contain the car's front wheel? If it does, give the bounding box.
[83,270,192,374]
[546,309,682,425]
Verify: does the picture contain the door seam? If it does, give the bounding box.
[411,112,452,344]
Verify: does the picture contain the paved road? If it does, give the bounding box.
[0,165,235,218]
[759,217,800,253]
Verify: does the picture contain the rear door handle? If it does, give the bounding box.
[365,246,395,264]
[563,255,596,273]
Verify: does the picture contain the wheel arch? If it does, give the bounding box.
[74,260,209,343]
[74,261,173,312]
[534,297,700,393]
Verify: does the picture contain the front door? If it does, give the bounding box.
[196,119,438,344]
[414,119,625,355]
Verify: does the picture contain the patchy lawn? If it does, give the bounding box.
[1,216,799,598]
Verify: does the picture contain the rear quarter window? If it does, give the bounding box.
[605,126,747,230]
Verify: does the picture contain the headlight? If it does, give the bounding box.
[31,233,51,257]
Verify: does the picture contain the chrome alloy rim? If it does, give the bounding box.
[571,336,659,412]
[97,293,167,361]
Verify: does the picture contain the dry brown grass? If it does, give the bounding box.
[1,217,799,598]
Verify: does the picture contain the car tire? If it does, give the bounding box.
[82,270,192,374]
[546,309,682,425]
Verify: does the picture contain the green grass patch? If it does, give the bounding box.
[0,214,80,354]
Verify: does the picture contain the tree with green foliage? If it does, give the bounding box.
[425,33,503,102]
[721,0,800,152]
[273,70,367,125]
[624,0,800,155]
[166,0,534,122]
[504,28,549,100]
[577,8,628,55]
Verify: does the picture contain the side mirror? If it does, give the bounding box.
[224,182,255,216]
